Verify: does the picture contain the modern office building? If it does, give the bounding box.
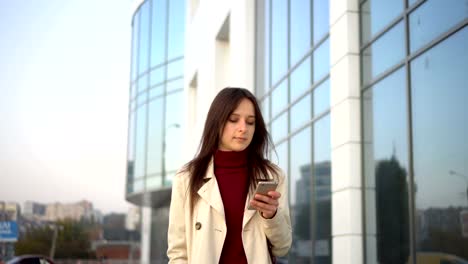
[125,0,468,263]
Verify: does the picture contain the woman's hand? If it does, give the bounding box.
[249,191,281,219]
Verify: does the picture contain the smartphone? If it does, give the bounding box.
[247,181,278,210]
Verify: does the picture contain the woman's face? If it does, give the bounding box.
[219,98,256,152]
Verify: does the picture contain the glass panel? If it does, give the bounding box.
[167,59,184,79]
[131,83,137,100]
[314,79,330,116]
[131,12,140,81]
[409,0,468,53]
[412,28,468,262]
[291,94,311,132]
[290,0,311,65]
[290,126,312,263]
[363,67,410,264]
[149,84,164,100]
[138,1,150,75]
[137,91,147,106]
[271,0,288,84]
[360,0,404,44]
[362,22,405,86]
[133,179,144,192]
[146,175,163,189]
[313,115,332,263]
[165,91,184,183]
[263,0,271,89]
[150,66,165,87]
[127,112,136,194]
[147,97,163,175]
[135,105,148,179]
[408,0,418,6]
[138,74,149,94]
[167,78,183,92]
[271,112,288,144]
[272,80,288,116]
[313,38,330,82]
[167,0,185,59]
[261,95,270,123]
[314,0,329,44]
[151,0,167,67]
[291,56,311,102]
[274,141,288,176]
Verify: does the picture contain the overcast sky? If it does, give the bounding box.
[0,0,133,214]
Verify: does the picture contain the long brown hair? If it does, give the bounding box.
[182,87,278,214]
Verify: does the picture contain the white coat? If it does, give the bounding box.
[167,159,292,263]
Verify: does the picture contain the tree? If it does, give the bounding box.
[15,219,95,259]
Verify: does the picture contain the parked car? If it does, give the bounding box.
[6,255,54,264]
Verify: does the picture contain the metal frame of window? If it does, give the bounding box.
[359,0,468,263]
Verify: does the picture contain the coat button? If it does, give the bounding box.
[195,222,202,230]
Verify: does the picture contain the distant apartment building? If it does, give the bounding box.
[22,201,46,220]
[44,200,94,222]
[125,0,468,263]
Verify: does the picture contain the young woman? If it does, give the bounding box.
[167,87,291,263]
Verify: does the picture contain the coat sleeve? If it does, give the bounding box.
[262,169,292,256]
[167,172,189,263]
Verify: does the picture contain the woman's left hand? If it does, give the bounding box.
[249,191,281,219]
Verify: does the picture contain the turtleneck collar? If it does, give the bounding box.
[214,149,248,168]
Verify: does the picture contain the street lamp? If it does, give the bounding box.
[162,123,180,186]
[449,170,468,206]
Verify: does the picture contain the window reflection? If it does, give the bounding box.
[290,0,311,65]
[164,91,183,184]
[412,27,468,262]
[291,94,311,132]
[360,0,404,44]
[131,13,140,81]
[138,1,150,75]
[290,127,312,263]
[168,0,185,59]
[363,67,410,264]
[167,59,184,79]
[271,0,288,84]
[147,98,163,175]
[134,105,147,179]
[362,22,405,86]
[313,79,330,117]
[409,0,468,53]
[290,57,311,102]
[272,80,288,116]
[271,112,288,144]
[313,115,331,264]
[313,38,330,82]
[313,0,329,44]
[151,0,167,67]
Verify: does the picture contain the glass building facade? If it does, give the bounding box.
[126,0,185,262]
[362,0,468,263]
[256,0,332,263]
[126,0,467,263]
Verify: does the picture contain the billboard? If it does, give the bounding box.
[0,221,18,242]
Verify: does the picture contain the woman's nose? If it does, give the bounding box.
[238,120,246,132]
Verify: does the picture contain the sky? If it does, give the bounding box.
[0,0,134,214]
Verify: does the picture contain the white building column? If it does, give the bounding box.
[140,207,152,264]
[329,0,363,263]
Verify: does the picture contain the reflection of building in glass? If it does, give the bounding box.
[125,0,468,263]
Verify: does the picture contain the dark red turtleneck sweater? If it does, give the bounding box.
[214,149,249,264]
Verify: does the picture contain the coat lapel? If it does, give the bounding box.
[197,160,225,218]
[242,193,256,228]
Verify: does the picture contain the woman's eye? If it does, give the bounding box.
[229,119,238,123]
[247,121,255,125]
